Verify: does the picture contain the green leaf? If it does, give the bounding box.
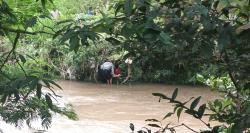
[162,112,174,120]
[148,124,161,128]
[114,2,124,16]
[139,130,148,133]
[92,23,105,32]
[47,80,62,89]
[174,106,180,113]
[121,25,134,38]
[197,104,206,118]
[171,88,178,100]
[43,80,50,88]
[29,77,38,89]
[45,94,53,109]
[87,32,99,41]
[80,39,88,46]
[26,54,37,61]
[145,119,160,122]
[19,54,26,63]
[56,19,74,25]
[159,31,172,45]
[48,0,53,3]
[1,94,7,103]
[190,96,201,110]
[196,74,205,83]
[60,30,75,43]
[213,0,219,9]
[222,7,229,18]
[105,37,121,45]
[177,107,183,121]
[201,16,215,31]
[41,0,46,9]
[69,35,80,52]
[37,84,42,99]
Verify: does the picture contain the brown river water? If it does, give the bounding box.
[0,80,220,133]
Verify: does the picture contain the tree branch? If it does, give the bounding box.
[38,19,57,33]
[181,123,199,133]
[0,32,20,71]
[165,123,199,133]
[223,51,241,112]
[17,60,27,76]
[160,96,211,129]
[223,51,241,91]
[1,27,54,35]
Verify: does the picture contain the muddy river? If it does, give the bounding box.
[0,80,219,133]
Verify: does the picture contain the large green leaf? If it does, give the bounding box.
[197,104,206,118]
[190,96,201,110]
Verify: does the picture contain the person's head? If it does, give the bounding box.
[105,58,114,63]
[104,58,109,62]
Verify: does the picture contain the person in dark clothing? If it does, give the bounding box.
[100,61,114,85]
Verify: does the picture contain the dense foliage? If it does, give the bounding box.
[0,0,77,129]
[100,0,249,132]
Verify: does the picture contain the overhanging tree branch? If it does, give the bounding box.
[0,32,20,71]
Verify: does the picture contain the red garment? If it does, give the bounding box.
[114,68,121,75]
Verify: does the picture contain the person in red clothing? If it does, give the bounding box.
[114,64,121,77]
[113,63,121,85]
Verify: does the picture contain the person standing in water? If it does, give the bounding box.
[100,60,115,85]
[113,63,121,85]
[114,63,121,77]
[122,57,132,84]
